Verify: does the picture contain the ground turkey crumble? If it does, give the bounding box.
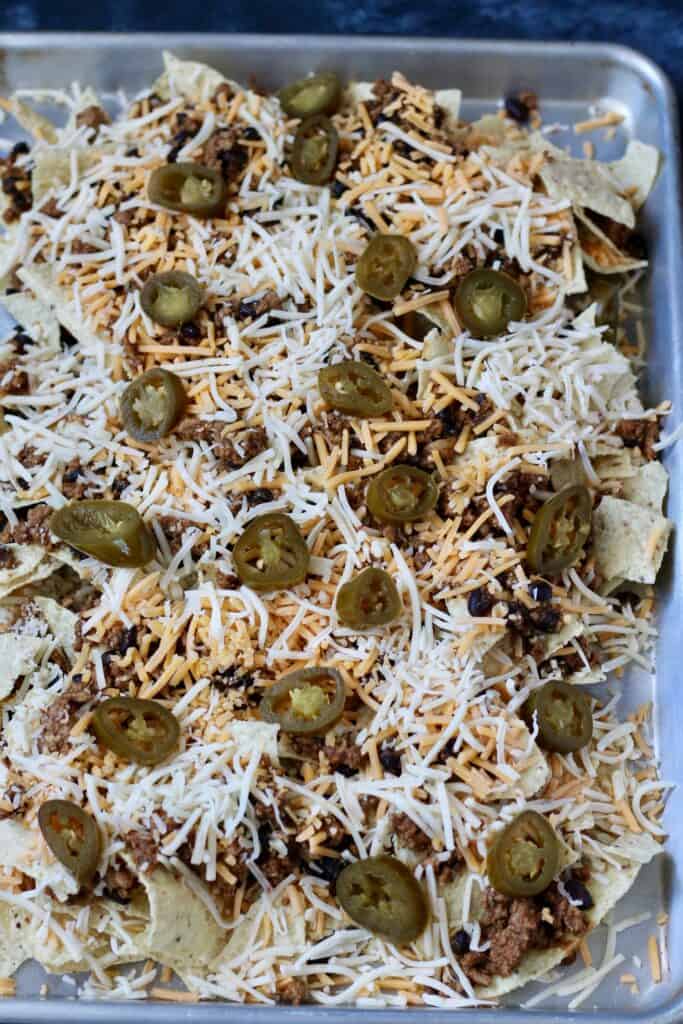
[455,883,588,984]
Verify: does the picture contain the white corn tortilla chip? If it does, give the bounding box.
[34,596,78,659]
[446,596,505,661]
[0,544,56,599]
[540,154,635,228]
[0,819,80,902]
[132,864,223,967]
[608,140,660,210]
[18,264,107,350]
[434,88,462,132]
[621,459,668,513]
[215,892,305,966]
[344,81,375,106]
[155,51,233,105]
[443,833,660,999]
[1,96,57,143]
[0,633,46,697]
[592,495,672,584]
[0,903,33,977]
[1,290,61,353]
[575,207,648,275]
[417,327,453,399]
[232,719,280,764]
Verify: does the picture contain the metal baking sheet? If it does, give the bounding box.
[0,32,681,1024]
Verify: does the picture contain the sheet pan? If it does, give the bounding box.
[0,32,681,1024]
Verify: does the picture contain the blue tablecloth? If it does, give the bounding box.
[1,0,681,108]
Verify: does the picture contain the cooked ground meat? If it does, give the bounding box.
[276,977,308,1005]
[232,290,281,322]
[323,741,365,777]
[392,812,432,853]
[259,851,295,887]
[0,358,29,395]
[616,417,660,460]
[507,600,561,636]
[125,829,159,871]
[366,79,404,125]
[212,82,233,106]
[495,470,545,518]
[202,127,248,180]
[71,239,100,255]
[76,105,111,133]
[38,675,98,755]
[431,848,464,884]
[0,545,18,569]
[17,445,43,468]
[103,862,138,903]
[457,884,588,983]
[0,782,26,820]
[176,418,269,470]
[112,207,135,226]
[39,197,62,218]
[0,151,33,224]
[214,426,269,470]
[101,623,138,656]
[0,504,54,548]
[157,514,208,556]
[318,409,350,447]
[61,458,88,499]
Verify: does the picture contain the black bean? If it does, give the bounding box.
[166,143,183,164]
[564,877,593,910]
[529,580,552,603]
[212,666,255,692]
[180,321,201,340]
[125,146,140,158]
[242,126,260,141]
[504,95,530,124]
[344,206,374,232]
[118,625,138,655]
[59,325,78,350]
[247,488,275,506]
[307,856,344,887]
[12,331,33,354]
[330,180,345,199]
[467,587,493,617]
[10,140,30,160]
[378,745,402,777]
[333,764,359,778]
[451,929,471,955]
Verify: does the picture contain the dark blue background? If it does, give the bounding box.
[1,0,682,107]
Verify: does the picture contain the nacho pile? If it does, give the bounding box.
[0,54,674,1006]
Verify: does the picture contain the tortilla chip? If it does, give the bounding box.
[0,903,33,977]
[592,495,672,584]
[443,833,660,999]
[446,596,505,661]
[215,892,305,966]
[1,290,61,353]
[34,596,78,659]
[0,819,80,902]
[232,719,280,763]
[434,89,462,133]
[155,51,232,105]
[18,264,107,350]
[417,328,453,399]
[575,208,648,275]
[0,96,57,143]
[621,459,668,513]
[0,633,46,697]
[540,155,635,228]
[0,544,56,599]
[132,865,223,967]
[608,140,660,210]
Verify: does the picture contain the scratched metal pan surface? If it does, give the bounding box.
[0,32,681,1024]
